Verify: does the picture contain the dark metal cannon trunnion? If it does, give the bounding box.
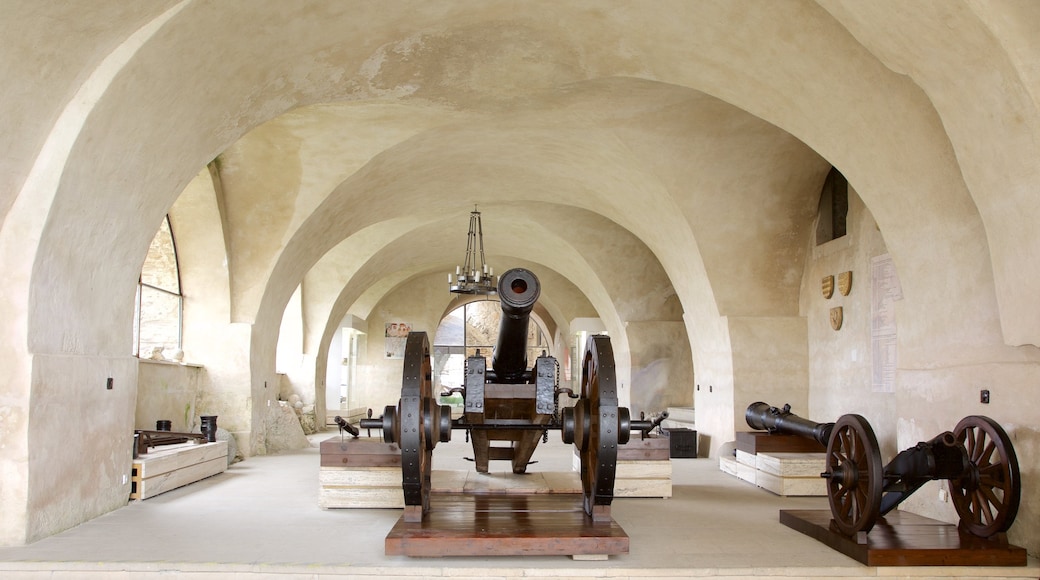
[745,401,1026,566]
[358,268,665,534]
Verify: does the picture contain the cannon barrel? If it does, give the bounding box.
[491,268,541,383]
[745,401,833,448]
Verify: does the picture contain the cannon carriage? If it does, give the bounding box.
[360,268,664,523]
[745,402,1021,539]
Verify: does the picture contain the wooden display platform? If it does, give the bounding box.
[780,509,1027,566]
[736,431,825,454]
[130,440,227,500]
[385,493,629,558]
[755,452,826,497]
[319,436,403,508]
[573,436,673,498]
[319,436,400,467]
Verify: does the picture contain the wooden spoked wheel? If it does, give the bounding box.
[951,415,1021,537]
[568,335,626,521]
[397,331,449,521]
[824,414,883,536]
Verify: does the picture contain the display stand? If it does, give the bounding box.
[386,492,629,559]
[780,509,1027,566]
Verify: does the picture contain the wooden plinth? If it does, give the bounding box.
[319,436,400,467]
[386,493,629,558]
[736,431,825,454]
[780,509,1027,566]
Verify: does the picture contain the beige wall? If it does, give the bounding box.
[135,361,203,433]
[2,0,1039,557]
[804,189,896,453]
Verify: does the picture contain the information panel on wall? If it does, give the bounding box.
[871,254,903,393]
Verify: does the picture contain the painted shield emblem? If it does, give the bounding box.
[830,306,843,331]
[838,271,853,296]
[821,275,835,299]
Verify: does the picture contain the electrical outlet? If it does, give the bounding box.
[122,474,128,485]
[938,487,949,502]
[980,389,990,404]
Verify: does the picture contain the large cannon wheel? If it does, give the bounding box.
[824,414,883,536]
[562,335,629,522]
[951,415,1021,537]
[396,332,451,522]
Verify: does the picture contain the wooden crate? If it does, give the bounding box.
[130,440,227,500]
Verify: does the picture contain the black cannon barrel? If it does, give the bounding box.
[491,268,541,383]
[745,401,833,448]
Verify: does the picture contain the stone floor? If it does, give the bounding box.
[0,433,1035,579]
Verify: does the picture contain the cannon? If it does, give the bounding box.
[822,413,1020,538]
[360,267,662,522]
[745,402,1021,539]
[461,267,552,476]
[745,401,833,448]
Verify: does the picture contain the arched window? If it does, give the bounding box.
[432,300,549,393]
[816,166,849,245]
[134,215,183,358]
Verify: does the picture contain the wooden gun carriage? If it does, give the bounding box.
[746,401,1021,539]
[360,268,663,523]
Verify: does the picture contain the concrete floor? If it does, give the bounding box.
[0,433,1035,579]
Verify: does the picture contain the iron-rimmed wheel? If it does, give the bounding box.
[572,335,623,521]
[951,415,1020,537]
[399,332,434,518]
[823,414,883,536]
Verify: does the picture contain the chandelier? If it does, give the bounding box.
[449,207,496,295]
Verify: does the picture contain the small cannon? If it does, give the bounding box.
[333,415,359,438]
[745,401,833,448]
[745,402,1021,539]
[361,267,662,522]
[822,413,1020,538]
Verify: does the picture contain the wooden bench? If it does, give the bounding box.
[130,440,227,500]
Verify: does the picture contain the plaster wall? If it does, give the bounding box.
[357,273,448,410]
[689,313,734,459]
[625,321,693,418]
[803,188,897,455]
[171,168,254,455]
[135,361,202,432]
[325,325,344,416]
[26,354,137,543]
[730,316,810,438]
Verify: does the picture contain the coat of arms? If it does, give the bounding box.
[830,306,843,331]
[838,271,853,296]
[821,275,835,299]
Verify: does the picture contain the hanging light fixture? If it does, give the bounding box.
[449,207,496,295]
